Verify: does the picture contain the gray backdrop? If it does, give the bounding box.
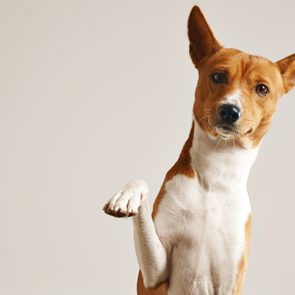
[0,0,294,294]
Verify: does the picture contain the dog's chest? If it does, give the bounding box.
[154,174,251,293]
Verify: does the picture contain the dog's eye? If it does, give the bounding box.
[211,72,227,84]
[255,84,269,96]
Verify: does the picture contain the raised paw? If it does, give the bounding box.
[103,180,149,218]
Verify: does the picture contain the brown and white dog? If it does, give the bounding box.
[103,6,295,295]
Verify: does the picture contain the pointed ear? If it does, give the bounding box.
[188,6,222,68]
[276,54,295,93]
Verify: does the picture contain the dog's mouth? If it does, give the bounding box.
[218,124,235,132]
[198,115,253,139]
[215,123,253,138]
[215,124,238,138]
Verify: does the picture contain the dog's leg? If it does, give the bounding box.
[103,180,169,289]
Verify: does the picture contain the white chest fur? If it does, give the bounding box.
[153,121,258,294]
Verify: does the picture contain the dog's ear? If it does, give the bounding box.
[188,6,222,68]
[277,54,295,93]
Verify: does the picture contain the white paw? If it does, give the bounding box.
[103,180,149,218]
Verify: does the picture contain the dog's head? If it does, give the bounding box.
[188,6,295,148]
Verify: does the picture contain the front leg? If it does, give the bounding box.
[103,180,169,289]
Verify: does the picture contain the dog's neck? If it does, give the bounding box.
[190,119,259,192]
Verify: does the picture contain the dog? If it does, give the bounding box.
[103,6,295,295]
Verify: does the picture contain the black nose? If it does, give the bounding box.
[219,104,241,124]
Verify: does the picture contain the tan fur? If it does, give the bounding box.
[193,49,286,148]
[187,7,295,149]
[188,6,222,68]
[277,54,295,92]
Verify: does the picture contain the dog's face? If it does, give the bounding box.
[195,49,285,147]
[188,7,295,148]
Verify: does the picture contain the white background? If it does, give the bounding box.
[0,0,295,294]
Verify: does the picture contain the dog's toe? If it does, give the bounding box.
[103,180,148,218]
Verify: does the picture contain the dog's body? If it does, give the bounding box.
[136,123,256,295]
[103,6,295,295]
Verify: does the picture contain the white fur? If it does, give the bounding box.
[105,121,259,294]
[222,90,243,110]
